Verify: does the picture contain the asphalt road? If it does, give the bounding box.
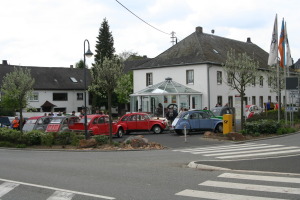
[0,132,299,200]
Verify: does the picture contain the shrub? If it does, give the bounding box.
[54,132,72,145]
[244,120,280,135]
[0,141,15,147]
[41,133,54,146]
[94,135,109,145]
[0,128,22,143]
[21,130,43,145]
[70,133,85,146]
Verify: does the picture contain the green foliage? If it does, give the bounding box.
[0,141,15,147]
[54,132,72,145]
[115,71,133,103]
[94,18,115,65]
[41,133,54,146]
[71,134,85,146]
[0,128,23,144]
[21,130,43,145]
[243,120,280,135]
[94,135,109,145]
[276,127,296,135]
[75,59,86,69]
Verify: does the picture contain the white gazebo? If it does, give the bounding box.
[130,77,202,117]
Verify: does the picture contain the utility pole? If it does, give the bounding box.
[171,31,177,45]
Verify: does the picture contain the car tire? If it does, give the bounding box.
[116,128,123,138]
[152,125,162,134]
[215,123,223,133]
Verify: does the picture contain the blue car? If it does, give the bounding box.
[172,110,223,135]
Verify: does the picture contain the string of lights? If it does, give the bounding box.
[115,0,171,36]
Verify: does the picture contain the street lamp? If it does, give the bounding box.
[83,39,93,139]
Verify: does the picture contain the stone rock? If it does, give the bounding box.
[124,136,149,148]
[203,131,213,137]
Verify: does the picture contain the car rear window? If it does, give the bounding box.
[26,119,38,124]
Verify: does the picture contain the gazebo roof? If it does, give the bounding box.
[131,77,202,96]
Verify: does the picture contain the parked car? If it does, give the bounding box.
[45,116,79,132]
[211,106,235,120]
[0,116,12,128]
[172,110,223,135]
[70,114,122,137]
[116,112,168,134]
[245,105,262,119]
[23,116,52,132]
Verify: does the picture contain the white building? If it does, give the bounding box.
[131,27,280,113]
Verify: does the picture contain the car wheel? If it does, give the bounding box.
[175,129,183,135]
[215,123,223,133]
[152,125,162,134]
[116,128,124,138]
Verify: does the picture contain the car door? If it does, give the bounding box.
[189,112,201,129]
[199,112,212,130]
[126,114,137,130]
[96,116,108,134]
[136,114,149,130]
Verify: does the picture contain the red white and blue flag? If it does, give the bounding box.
[278,18,285,68]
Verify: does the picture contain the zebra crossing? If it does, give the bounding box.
[175,172,300,199]
[173,142,300,159]
[0,179,115,200]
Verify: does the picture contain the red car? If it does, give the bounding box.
[116,112,168,134]
[70,115,122,137]
[45,116,79,133]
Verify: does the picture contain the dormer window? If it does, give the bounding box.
[70,77,78,83]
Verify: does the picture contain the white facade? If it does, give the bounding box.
[134,64,279,110]
[27,90,90,113]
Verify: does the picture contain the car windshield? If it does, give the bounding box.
[50,118,64,124]
[211,108,222,116]
[26,119,38,124]
[204,111,215,118]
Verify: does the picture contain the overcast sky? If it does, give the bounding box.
[0,0,299,68]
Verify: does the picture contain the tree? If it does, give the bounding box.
[115,71,133,104]
[90,57,123,144]
[223,49,260,129]
[0,67,35,132]
[75,59,86,69]
[94,18,115,65]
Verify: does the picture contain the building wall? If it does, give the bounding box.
[28,90,89,113]
[133,64,279,110]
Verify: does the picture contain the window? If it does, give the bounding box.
[228,96,233,107]
[70,77,78,83]
[217,96,222,106]
[186,70,194,84]
[259,76,263,87]
[227,73,233,85]
[146,73,153,86]
[259,96,263,108]
[268,77,272,87]
[53,93,68,101]
[268,96,271,102]
[29,92,39,101]
[252,96,256,105]
[77,93,83,100]
[252,77,256,87]
[217,71,222,85]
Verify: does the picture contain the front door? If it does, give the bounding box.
[127,114,137,130]
[136,114,149,130]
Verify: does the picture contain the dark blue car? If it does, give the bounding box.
[171,110,223,135]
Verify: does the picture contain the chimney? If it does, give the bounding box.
[247,37,252,43]
[196,26,203,33]
[2,60,8,65]
[70,65,73,68]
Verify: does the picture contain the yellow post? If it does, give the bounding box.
[223,114,232,134]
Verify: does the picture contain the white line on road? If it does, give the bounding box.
[205,146,299,156]
[191,144,284,154]
[219,173,300,183]
[200,180,300,194]
[175,189,287,200]
[0,178,115,200]
[0,182,19,197]
[217,149,300,159]
[47,191,75,200]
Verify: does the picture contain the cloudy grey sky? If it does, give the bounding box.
[0,0,299,67]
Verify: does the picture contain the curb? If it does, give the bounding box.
[188,161,230,171]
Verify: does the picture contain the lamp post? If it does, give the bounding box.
[83,39,93,139]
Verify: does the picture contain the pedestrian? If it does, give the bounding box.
[203,107,208,110]
[12,116,20,130]
[71,111,76,116]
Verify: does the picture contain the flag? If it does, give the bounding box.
[268,14,278,66]
[278,18,285,68]
[285,22,293,67]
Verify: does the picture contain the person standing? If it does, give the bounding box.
[12,116,20,130]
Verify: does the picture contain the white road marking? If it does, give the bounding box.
[0,182,19,197]
[217,148,300,159]
[191,144,284,154]
[219,173,300,183]
[200,180,300,194]
[175,189,287,200]
[0,178,115,199]
[47,191,75,200]
[205,146,299,156]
